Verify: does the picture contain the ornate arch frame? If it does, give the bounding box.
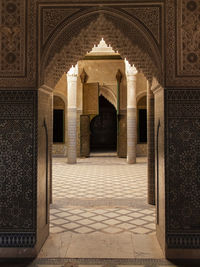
[39,8,163,88]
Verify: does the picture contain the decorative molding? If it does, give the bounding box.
[167,234,200,249]
[0,0,37,87]
[165,0,200,87]
[0,232,36,247]
[0,0,25,76]
[177,0,200,76]
[122,6,161,44]
[41,7,80,46]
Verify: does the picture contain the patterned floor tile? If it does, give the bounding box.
[103,227,122,233]
[131,227,150,234]
[51,155,156,235]
[75,227,93,233]
[104,219,120,225]
[89,222,107,229]
[63,222,80,229]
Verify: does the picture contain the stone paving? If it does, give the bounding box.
[51,153,155,235]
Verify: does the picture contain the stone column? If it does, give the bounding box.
[147,80,155,205]
[125,60,138,164]
[67,65,78,164]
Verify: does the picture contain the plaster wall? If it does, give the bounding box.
[77,59,126,110]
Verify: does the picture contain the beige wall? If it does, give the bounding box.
[77,59,127,110]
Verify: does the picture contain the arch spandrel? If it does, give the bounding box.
[40,10,163,88]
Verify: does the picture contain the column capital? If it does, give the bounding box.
[67,64,78,81]
[125,59,138,77]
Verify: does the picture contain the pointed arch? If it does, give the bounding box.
[99,85,117,110]
[40,9,162,88]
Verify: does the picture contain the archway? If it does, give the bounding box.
[37,8,163,259]
[40,11,162,87]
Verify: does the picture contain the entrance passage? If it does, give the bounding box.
[90,95,117,152]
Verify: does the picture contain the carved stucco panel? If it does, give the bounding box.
[0,0,37,87]
[41,7,80,47]
[122,6,161,44]
[165,0,200,87]
[42,13,162,88]
[0,0,25,76]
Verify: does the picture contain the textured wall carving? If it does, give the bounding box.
[41,7,80,47]
[165,0,200,87]
[178,0,200,76]
[0,90,37,247]
[0,0,36,87]
[122,6,161,44]
[165,89,200,248]
[41,11,162,88]
[0,0,25,75]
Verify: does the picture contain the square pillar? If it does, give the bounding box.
[0,87,52,258]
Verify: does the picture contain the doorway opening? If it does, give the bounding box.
[90,95,117,152]
[40,41,161,259]
[39,10,162,254]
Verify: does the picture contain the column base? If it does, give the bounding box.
[67,159,77,164]
[127,158,136,164]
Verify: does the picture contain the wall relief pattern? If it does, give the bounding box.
[122,6,161,45]
[42,12,161,88]
[166,89,200,248]
[0,90,37,247]
[0,0,36,87]
[165,0,200,87]
[0,0,25,75]
[41,7,80,47]
[178,0,200,76]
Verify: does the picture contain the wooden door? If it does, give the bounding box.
[83,83,99,115]
[117,113,127,157]
[80,115,90,157]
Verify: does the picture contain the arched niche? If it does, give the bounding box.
[99,85,117,110]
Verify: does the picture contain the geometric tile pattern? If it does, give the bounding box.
[52,155,155,236]
[0,90,37,247]
[50,207,155,235]
[53,155,147,200]
[166,89,200,248]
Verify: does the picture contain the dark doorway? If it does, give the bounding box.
[53,109,64,143]
[138,109,147,143]
[90,95,117,152]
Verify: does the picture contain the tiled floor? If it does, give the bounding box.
[53,153,147,200]
[51,154,155,236]
[50,207,155,234]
